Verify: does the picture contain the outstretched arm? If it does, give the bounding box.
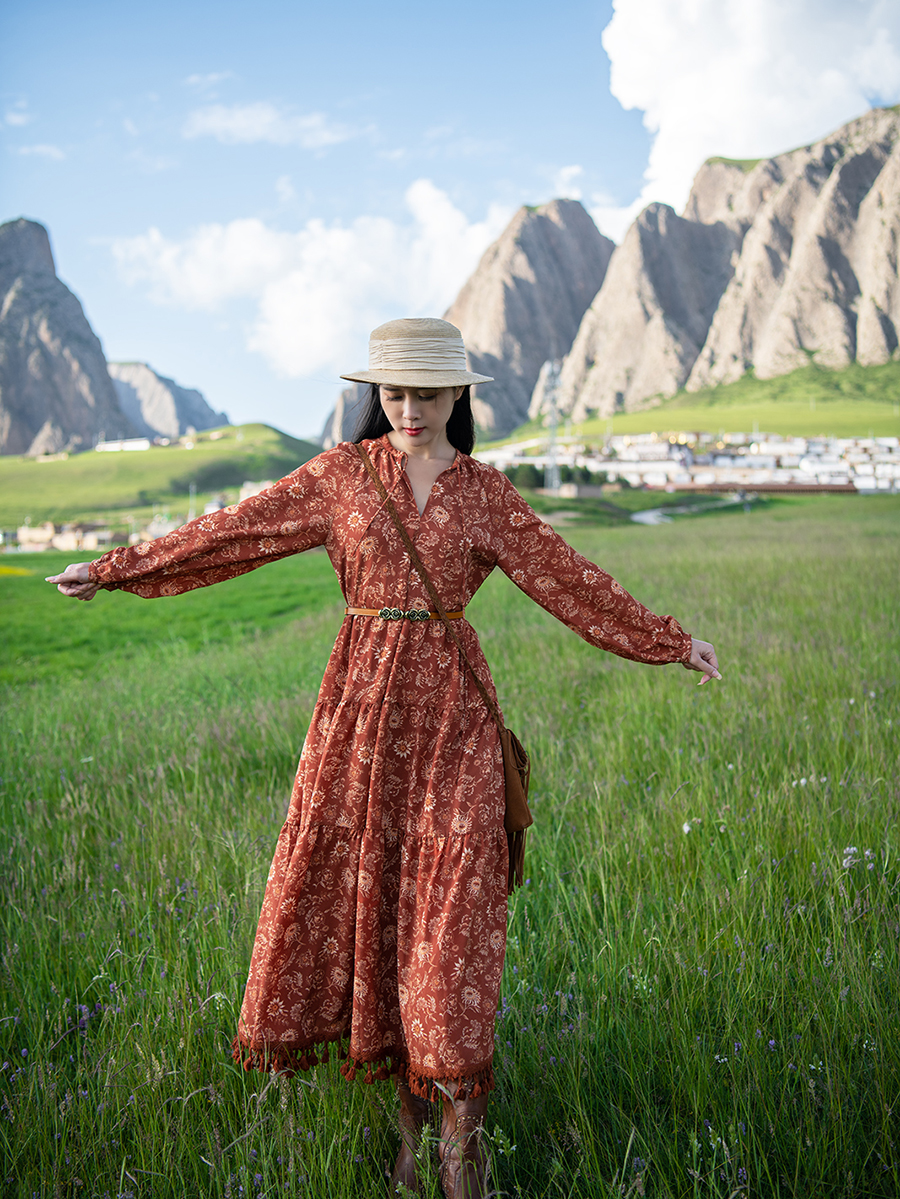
[43,449,346,601]
[483,468,722,683]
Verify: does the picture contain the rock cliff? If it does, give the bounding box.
[443,199,614,435]
[555,204,739,419]
[0,218,134,455]
[107,361,229,439]
[319,382,367,450]
[559,106,900,420]
[688,106,900,388]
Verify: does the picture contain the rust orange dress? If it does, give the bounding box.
[89,435,692,1097]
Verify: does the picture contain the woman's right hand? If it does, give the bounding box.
[45,562,101,602]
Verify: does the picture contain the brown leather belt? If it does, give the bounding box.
[345,606,464,622]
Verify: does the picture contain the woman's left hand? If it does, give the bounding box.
[686,637,721,685]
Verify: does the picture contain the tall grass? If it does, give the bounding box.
[1,495,898,1197]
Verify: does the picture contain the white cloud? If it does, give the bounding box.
[112,180,511,379]
[17,144,65,161]
[593,0,900,240]
[5,101,33,127]
[113,218,294,308]
[275,175,296,204]
[127,149,176,173]
[185,72,234,91]
[552,165,584,201]
[183,102,353,149]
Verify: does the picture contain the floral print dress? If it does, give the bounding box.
[89,435,692,1097]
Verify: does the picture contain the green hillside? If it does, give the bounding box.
[480,360,900,447]
[4,360,899,530]
[0,423,320,529]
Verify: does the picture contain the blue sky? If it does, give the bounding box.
[2,0,898,438]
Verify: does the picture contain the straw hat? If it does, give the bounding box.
[340,317,493,387]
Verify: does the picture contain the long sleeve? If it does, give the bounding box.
[88,451,339,599]
[480,468,692,666]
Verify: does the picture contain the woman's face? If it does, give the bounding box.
[378,385,462,454]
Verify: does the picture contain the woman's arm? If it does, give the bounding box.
[46,449,343,601]
[482,468,721,681]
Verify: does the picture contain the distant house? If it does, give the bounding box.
[203,493,229,514]
[239,480,274,501]
[15,522,116,551]
[139,514,181,541]
[95,437,152,452]
[16,521,56,551]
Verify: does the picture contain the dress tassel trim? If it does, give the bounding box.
[231,1035,493,1100]
[232,1035,402,1084]
[339,1049,402,1084]
[231,1035,351,1077]
[399,1060,496,1102]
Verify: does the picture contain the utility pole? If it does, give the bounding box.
[540,360,562,493]
[188,482,196,522]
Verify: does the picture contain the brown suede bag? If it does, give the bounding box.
[356,443,533,892]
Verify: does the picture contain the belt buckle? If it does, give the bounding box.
[378,606,430,621]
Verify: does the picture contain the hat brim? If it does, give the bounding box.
[339,369,493,387]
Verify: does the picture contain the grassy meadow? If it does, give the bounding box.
[0,550,342,686]
[1,493,898,1197]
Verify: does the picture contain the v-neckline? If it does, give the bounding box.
[401,454,458,517]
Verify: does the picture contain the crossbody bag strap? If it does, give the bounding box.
[355,442,505,735]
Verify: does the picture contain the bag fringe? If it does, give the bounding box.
[507,828,527,893]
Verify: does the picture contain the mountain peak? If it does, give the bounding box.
[443,198,614,436]
[107,361,229,439]
[0,218,56,284]
[0,217,134,455]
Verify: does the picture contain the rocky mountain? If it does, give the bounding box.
[320,381,367,450]
[687,107,900,389]
[0,218,134,455]
[552,205,739,420]
[557,106,900,421]
[107,361,228,440]
[443,199,614,436]
[318,199,614,445]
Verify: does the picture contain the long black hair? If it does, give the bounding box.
[352,384,476,455]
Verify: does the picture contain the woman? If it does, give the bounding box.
[49,317,720,1199]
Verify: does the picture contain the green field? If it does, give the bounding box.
[1,494,899,1197]
[0,423,319,529]
[484,361,900,446]
[0,550,344,685]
